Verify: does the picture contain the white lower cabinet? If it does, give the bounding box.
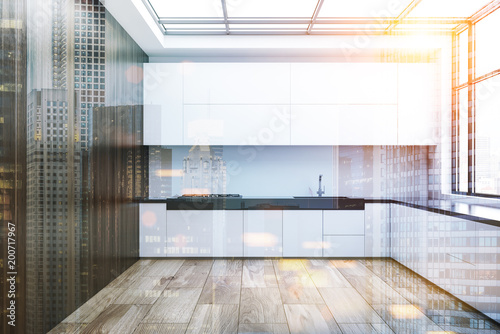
[323,210,365,235]
[140,207,366,258]
[212,210,244,257]
[323,236,365,257]
[283,211,323,257]
[243,210,283,257]
[323,210,365,257]
[166,210,244,257]
[139,204,167,257]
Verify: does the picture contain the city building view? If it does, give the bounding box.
[1,0,500,333]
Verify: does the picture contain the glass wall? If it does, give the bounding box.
[0,0,27,333]
[453,7,500,196]
[0,0,147,333]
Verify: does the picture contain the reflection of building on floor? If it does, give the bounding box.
[183,146,226,195]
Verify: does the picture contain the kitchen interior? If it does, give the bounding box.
[5,0,500,333]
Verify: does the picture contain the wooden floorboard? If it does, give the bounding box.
[168,264,211,288]
[239,287,287,324]
[198,276,241,304]
[284,304,342,333]
[56,258,500,334]
[242,260,278,288]
[186,304,239,333]
[141,288,202,324]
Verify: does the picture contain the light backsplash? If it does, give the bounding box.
[148,145,430,199]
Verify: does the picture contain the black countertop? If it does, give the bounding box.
[141,197,365,210]
[137,196,500,227]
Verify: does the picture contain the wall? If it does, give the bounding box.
[0,0,27,333]
[20,1,148,333]
[391,204,500,321]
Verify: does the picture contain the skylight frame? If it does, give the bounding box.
[142,0,492,35]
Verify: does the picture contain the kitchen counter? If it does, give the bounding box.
[140,196,364,210]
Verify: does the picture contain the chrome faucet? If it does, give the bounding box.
[317,174,325,197]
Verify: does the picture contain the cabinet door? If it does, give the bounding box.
[323,211,365,235]
[212,210,244,257]
[243,211,283,257]
[398,63,437,145]
[283,211,323,257]
[139,204,167,257]
[144,63,183,145]
[323,236,365,257]
[291,63,397,105]
[166,210,214,257]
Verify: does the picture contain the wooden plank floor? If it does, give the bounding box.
[50,259,500,334]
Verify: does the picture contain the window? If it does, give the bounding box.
[475,9,500,77]
[475,76,500,195]
[453,7,500,196]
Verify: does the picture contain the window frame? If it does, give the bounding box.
[452,6,500,198]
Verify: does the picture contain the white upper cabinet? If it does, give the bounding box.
[209,105,291,146]
[336,105,398,145]
[184,105,291,145]
[143,63,183,145]
[144,62,437,146]
[290,63,398,105]
[184,63,291,105]
[398,63,438,145]
[290,105,340,145]
[291,105,397,145]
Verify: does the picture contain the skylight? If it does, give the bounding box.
[143,0,496,35]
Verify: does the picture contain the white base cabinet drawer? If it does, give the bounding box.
[283,211,323,257]
[323,211,364,235]
[323,236,365,257]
